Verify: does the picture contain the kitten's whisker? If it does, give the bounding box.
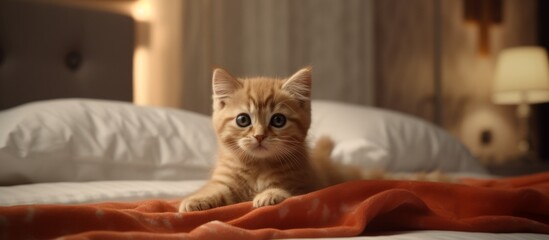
[276,147,306,171]
[275,150,294,173]
[277,151,299,174]
[182,68,317,213]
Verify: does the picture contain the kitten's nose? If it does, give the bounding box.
[254,135,265,143]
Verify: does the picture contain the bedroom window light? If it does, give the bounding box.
[493,46,549,157]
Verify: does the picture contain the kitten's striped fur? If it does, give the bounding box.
[179,67,450,212]
[179,67,358,212]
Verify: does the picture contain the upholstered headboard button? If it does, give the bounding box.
[65,51,82,71]
[0,0,134,110]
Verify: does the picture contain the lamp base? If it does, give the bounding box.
[517,102,537,162]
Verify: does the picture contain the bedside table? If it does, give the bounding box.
[485,160,549,177]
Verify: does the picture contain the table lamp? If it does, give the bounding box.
[493,46,549,156]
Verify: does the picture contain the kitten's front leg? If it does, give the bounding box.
[252,188,291,208]
[179,182,235,212]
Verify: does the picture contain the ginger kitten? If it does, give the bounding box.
[178,67,451,212]
[179,67,355,212]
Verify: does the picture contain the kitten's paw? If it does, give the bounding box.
[253,188,291,208]
[179,196,220,212]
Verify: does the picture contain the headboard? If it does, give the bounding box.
[0,0,134,110]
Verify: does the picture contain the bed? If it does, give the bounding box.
[1,99,548,239]
[0,1,548,240]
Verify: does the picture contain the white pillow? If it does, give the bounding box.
[309,100,486,174]
[0,99,218,185]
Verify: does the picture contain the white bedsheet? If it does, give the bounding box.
[1,180,547,240]
[0,172,492,206]
[0,180,205,206]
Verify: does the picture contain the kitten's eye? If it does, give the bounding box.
[236,113,251,127]
[270,113,286,128]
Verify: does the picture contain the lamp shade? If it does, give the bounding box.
[493,46,549,104]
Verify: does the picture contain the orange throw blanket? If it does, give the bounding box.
[1,173,549,239]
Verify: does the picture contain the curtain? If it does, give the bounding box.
[180,0,375,115]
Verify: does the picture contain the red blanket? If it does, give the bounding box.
[1,173,549,239]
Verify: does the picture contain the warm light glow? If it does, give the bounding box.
[133,46,150,105]
[131,0,152,106]
[132,0,152,21]
[130,0,184,107]
[493,47,549,104]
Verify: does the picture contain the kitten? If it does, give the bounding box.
[179,67,358,212]
[178,67,451,212]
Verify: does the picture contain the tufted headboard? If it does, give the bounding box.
[0,0,134,110]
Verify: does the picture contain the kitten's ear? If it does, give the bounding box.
[212,68,242,99]
[282,67,312,101]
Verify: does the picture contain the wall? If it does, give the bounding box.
[537,0,549,160]
[442,0,537,164]
[133,0,184,108]
[180,0,376,115]
[38,0,538,163]
[178,0,538,163]
[34,0,185,109]
[374,0,436,121]
[374,0,538,164]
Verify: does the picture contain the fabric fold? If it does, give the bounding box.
[1,173,548,239]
